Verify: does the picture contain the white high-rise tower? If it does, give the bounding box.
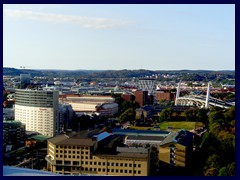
[14,89,59,137]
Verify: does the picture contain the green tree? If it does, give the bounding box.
[158,108,173,122]
[218,162,235,176]
[119,108,135,123]
[184,108,198,122]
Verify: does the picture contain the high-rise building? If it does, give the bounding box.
[3,120,25,152]
[134,90,148,107]
[20,74,31,89]
[58,103,74,133]
[14,89,59,137]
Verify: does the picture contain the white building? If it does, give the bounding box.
[14,89,59,137]
[61,95,118,116]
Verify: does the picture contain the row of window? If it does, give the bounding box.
[56,150,89,154]
[56,155,89,159]
[56,166,142,174]
[56,145,89,150]
[56,160,141,168]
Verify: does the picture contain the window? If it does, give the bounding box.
[120,169,123,173]
[56,166,62,171]
[129,170,132,173]
[116,169,119,173]
[64,161,71,165]
[94,168,97,171]
[125,170,127,173]
[111,163,114,166]
[138,164,141,168]
[129,164,132,167]
[98,162,101,165]
[111,169,114,172]
[103,162,105,166]
[56,160,62,164]
[98,168,101,171]
[90,162,92,165]
[120,163,123,167]
[103,169,105,172]
[68,155,71,158]
[116,163,118,166]
[73,161,79,165]
[94,162,97,165]
[73,156,75,158]
[134,164,136,167]
[138,171,141,174]
[125,163,128,167]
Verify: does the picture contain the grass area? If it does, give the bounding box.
[129,126,152,130]
[159,121,204,131]
[128,121,204,131]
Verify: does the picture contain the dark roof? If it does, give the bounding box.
[126,135,165,141]
[160,130,193,147]
[48,132,97,146]
[160,131,178,146]
[112,128,169,136]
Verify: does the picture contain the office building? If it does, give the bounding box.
[158,129,194,168]
[14,89,59,137]
[3,120,26,152]
[134,90,148,107]
[45,131,150,176]
[20,74,31,89]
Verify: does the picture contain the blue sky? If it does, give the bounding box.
[3,4,235,70]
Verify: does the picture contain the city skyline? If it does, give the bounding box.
[3,4,235,71]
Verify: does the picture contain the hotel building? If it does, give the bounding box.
[14,89,59,137]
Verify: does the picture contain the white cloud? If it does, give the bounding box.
[3,9,133,29]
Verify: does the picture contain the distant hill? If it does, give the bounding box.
[3,68,235,82]
[3,68,103,77]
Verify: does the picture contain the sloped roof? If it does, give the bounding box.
[160,129,193,147]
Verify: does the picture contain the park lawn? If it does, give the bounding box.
[129,126,152,130]
[159,121,204,131]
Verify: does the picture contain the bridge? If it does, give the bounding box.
[174,82,234,109]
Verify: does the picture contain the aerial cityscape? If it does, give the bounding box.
[3,4,235,176]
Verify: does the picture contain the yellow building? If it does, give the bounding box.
[45,131,150,176]
[158,130,193,168]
